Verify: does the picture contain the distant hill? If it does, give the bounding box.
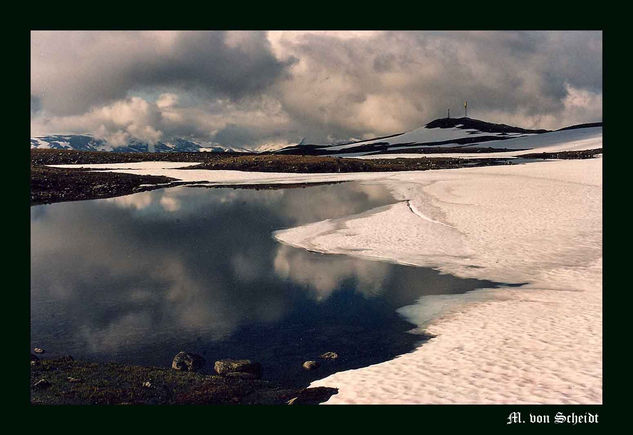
[276,117,601,156]
[424,117,549,134]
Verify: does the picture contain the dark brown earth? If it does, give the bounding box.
[185,153,504,173]
[30,149,238,165]
[520,149,603,159]
[30,357,338,405]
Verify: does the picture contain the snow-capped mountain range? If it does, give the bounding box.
[30,134,245,153]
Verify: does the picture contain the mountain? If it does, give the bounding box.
[31,117,602,156]
[275,117,599,156]
[30,134,244,153]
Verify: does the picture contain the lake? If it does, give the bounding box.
[31,182,503,387]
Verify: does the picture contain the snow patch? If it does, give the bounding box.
[292,159,602,404]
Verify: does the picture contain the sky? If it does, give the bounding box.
[31,31,602,150]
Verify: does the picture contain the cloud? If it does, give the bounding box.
[31,31,290,115]
[156,92,179,109]
[31,96,164,145]
[31,31,602,149]
[269,31,602,138]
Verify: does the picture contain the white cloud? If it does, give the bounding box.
[156,92,179,109]
[563,83,603,120]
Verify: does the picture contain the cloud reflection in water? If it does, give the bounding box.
[31,183,501,384]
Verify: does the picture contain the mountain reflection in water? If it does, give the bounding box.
[31,183,502,387]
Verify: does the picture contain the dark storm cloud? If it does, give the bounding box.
[128,32,295,100]
[31,31,602,149]
[31,31,292,116]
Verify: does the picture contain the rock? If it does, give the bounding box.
[33,379,51,389]
[171,351,206,372]
[302,360,320,370]
[287,387,338,405]
[33,347,45,354]
[214,359,262,379]
[319,352,339,360]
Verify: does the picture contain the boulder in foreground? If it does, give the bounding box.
[172,351,206,372]
[320,352,339,360]
[302,360,320,370]
[214,359,262,379]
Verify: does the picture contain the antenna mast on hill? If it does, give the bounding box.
[464,101,468,118]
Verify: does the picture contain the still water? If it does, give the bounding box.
[31,182,502,387]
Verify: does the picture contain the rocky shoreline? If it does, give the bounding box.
[30,165,178,206]
[30,352,338,405]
